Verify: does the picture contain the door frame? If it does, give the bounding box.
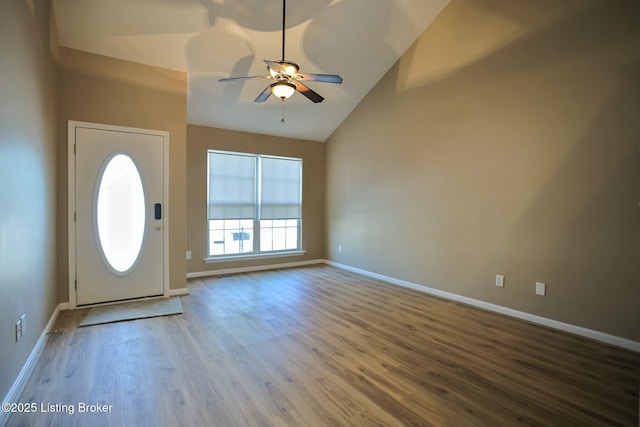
[68,120,170,309]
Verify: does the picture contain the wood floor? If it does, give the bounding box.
[8,265,639,427]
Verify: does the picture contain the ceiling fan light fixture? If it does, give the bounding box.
[271,82,296,99]
[282,62,299,76]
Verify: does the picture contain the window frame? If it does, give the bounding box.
[205,150,304,262]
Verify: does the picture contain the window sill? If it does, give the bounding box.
[204,250,306,264]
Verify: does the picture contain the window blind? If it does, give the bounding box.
[208,152,256,219]
[260,157,302,219]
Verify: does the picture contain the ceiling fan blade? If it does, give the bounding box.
[295,73,343,84]
[219,75,270,83]
[294,81,324,103]
[264,60,285,73]
[255,85,272,103]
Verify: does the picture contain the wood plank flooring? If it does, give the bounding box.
[7,265,639,426]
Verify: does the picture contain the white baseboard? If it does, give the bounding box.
[186,259,325,279]
[325,260,640,353]
[1,303,65,427]
[169,288,190,297]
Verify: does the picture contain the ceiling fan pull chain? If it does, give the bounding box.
[281,98,286,124]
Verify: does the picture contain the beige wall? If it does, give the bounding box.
[326,0,640,341]
[57,48,188,299]
[0,0,58,401]
[186,125,325,274]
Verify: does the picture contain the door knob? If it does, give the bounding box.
[155,225,162,230]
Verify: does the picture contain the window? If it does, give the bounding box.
[96,153,146,273]
[207,150,302,259]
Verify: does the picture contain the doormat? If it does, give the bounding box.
[79,297,183,327]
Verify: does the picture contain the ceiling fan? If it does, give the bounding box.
[218,0,343,105]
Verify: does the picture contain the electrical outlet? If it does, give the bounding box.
[186,250,192,260]
[495,274,504,287]
[338,244,343,253]
[536,282,546,296]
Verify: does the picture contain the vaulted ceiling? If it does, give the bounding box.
[53,0,449,141]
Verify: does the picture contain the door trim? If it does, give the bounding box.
[68,120,170,309]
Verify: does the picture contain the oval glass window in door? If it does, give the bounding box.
[96,153,146,274]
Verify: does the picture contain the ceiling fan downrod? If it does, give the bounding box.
[282,0,286,61]
[280,0,288,125]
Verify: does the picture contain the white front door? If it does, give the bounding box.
[69,121,169,306]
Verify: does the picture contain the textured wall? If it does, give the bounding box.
[326,0,640,341]
[0,0,59,402]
